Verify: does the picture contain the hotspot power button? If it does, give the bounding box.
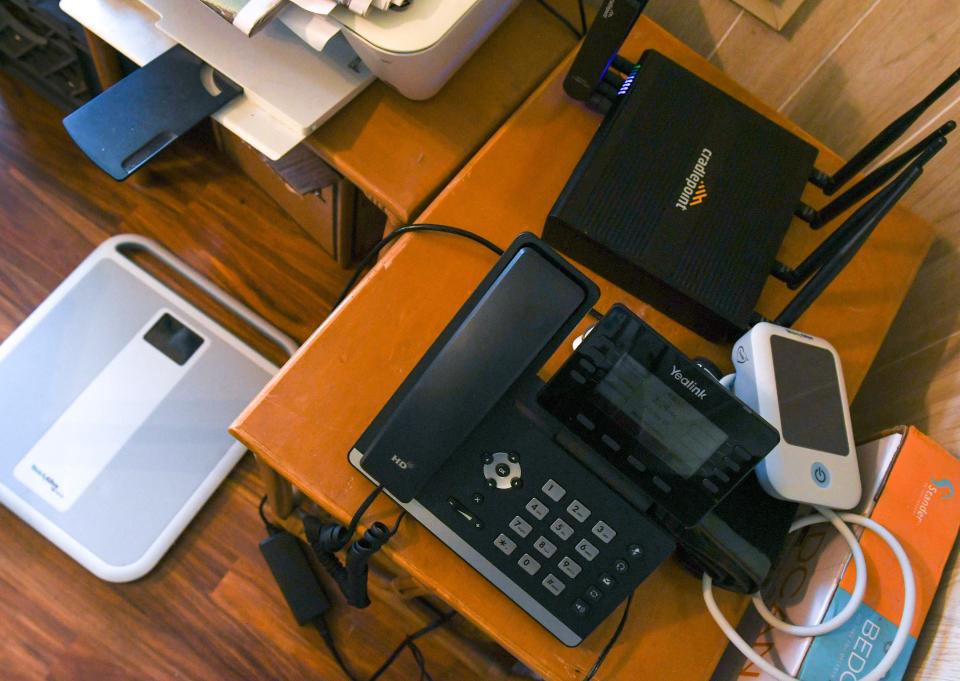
[811,463,831,488]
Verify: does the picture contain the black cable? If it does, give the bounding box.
[388,510,407,537]
[312,600,452,681]
[367,610,457,681]
[335,223,604,324]
[258,495,281,535]
[577,0,587,36]
[407,641,431,681]
[333,225,504,309]
[346,484,386,539]
[314,615,360,681]
[582,594,633,681]
[535,0,583,38]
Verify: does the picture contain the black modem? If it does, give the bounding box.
[548,50,816,340]
[547,7,956,341]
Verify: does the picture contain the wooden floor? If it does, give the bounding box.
[0,72,455,681]
[4,5,960,675]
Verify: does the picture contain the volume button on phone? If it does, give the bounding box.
[447,497,483,529]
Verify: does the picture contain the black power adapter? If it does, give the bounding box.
[259,531,332,626]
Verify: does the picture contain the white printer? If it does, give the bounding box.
[60,0,523,169]
[303,0,522,100]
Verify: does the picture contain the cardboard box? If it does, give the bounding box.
[712,426,960,681]
[731,0,808,31]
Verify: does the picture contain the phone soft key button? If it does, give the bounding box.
[518,553,541,575]
[509,516,532,538]
[525,497,549,521]
[566,500,591,523]
[575,538,599,562]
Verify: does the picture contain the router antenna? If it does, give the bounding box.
[775,135,947,328]
[798,120,956,229]
[563,0,649,102]
[810,66,960,196]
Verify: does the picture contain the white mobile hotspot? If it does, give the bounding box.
[731,322,861,509]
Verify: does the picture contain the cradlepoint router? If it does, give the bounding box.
[549,5,957,341]
[548,49,817,340]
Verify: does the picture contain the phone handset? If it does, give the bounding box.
[354,234,599,502]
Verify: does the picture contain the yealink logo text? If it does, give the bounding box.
[670,365,707,399]
[675,148,712,211]
[602,1,615,19]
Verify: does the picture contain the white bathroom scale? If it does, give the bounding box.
[0,235,295,581]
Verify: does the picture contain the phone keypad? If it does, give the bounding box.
[542,479,566,502]
[486,477,650,619]
[468,460,676,630]
[494,534,517,555]
[525,497,550,520]
[591,521,616,544]
[566,500,591,523]
[509,516,532,538]
[575,539,599,562]
[542,573,565,596]
[534,536,557,558]
[518,553,541,575]
[550,517,574,541]
[558,555,581,579]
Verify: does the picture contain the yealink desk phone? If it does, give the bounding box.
[349,234,779,645]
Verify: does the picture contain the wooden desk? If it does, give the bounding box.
[231,18,934,681]
[78,0,581,263]
[303,0,582,227]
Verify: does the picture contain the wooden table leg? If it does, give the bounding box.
[255,457,296,519]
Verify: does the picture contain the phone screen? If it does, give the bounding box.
[596,354,727,477]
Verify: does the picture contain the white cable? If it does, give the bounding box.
[752,506,867,636]
[703,510,916,681]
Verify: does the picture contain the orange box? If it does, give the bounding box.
[712,426,960,681]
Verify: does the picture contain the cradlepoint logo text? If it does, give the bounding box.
[670,365,706,399]
[602,0,615,19]
[391,454,414,470]
[675,148,712,211]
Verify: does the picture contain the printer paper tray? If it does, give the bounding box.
[60,0,373,160]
